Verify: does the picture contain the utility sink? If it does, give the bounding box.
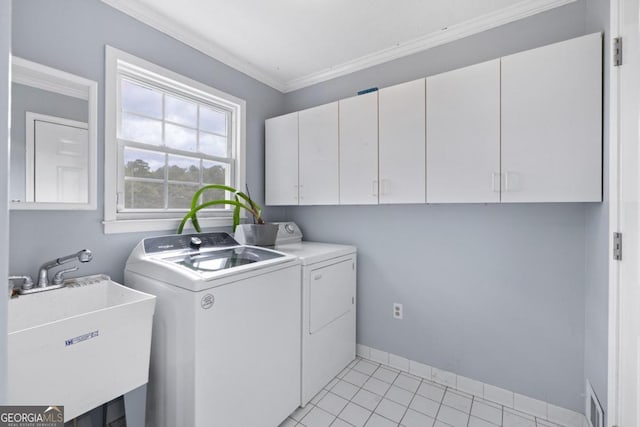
[7,275,156,421]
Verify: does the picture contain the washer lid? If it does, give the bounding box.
[164,246,285,274]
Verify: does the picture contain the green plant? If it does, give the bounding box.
[177,184,264,234]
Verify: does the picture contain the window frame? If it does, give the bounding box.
[104,46,246,234]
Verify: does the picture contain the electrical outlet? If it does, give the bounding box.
[393,303,403,320]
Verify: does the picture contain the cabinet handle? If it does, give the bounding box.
[491,172,501,193]
[314,274,322,280]
[372,180,378,197]
[380,179,388,195]
[504,172,511,192]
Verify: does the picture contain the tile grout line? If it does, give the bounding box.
[343,360,429,426]
[360,351,579,427]
[396,375,423,426]
[433,385,449,426]
[328,358,370,426]
[360,346,585,427]
[467,394,475,427]
[335,358,388,426]
[298,357,360,427]
[359,362,392,426]
[297,357,543,427]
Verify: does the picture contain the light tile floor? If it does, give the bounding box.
[281,357,567,427]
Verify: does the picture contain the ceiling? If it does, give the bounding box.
[102,0,575,92]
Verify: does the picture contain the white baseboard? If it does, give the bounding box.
[356,344,589,427]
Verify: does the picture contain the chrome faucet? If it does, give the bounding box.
[36,249,93,289]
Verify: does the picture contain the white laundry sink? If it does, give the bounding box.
[7,275,156,421]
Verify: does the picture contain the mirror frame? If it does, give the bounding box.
[10,56,98,210]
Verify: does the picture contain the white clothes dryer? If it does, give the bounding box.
[272,222,357,406]
[125,232,301,427]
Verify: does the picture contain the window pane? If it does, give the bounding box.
[165,123,197,152]
[200,106,227,135]
[202,161,228,208]
[199,132,228,157]
[121,79,162,119]
[165,95,197,127]
[121,113,162,145]
[168,155,200,182]
[125,181,164,209]
[124,147,165,179]
[202,189,227,208]
[202,160,227,185]
[168,183,199,209]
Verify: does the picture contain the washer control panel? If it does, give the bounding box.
[143,232,238,254]
[274,222,303,245]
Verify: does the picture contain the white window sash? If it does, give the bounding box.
[104,45,246,234]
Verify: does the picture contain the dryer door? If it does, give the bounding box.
[309,259,354,334]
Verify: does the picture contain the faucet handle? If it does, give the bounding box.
[9,275,34,291]
[52,267,79,286]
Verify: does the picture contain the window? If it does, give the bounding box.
[104,46,246,233]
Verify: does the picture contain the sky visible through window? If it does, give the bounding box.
[119,78,231,210]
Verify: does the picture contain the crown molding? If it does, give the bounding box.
[283,0,577,92]
[101,0,286,92]
[102,0,576,94]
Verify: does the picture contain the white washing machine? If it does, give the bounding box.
[273,222,357,406]
[124,232,301,427]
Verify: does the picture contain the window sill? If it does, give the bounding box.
[102,216,233,234]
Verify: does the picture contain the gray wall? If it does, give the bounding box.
[0,0,11,404]
[584,0,610,417]
[284,1,591,412]
[10,0,287,283]
[10,83,88,202]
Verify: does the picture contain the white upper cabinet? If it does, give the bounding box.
[339,92,379,205]
[265,33,602,207]
[501,33,602,202]
[426,59,501,203]
[265,112,299,206]
[299,102,340,205]
[378,79,426,204]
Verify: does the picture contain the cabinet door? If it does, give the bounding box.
[501,33,602,202]
[339,92,378,205]
[265,112,299,206]
[379,79,426,204]
[299,102,339,205]
[426,59,500,203]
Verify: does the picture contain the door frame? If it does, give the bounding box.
[24,111,88,203]
[607,0,621,425]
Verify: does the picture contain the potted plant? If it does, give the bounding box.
[177,184,279,246]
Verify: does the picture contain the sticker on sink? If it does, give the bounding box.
[65,330,99,347]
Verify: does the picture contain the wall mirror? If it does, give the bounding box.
[10,56,97,210]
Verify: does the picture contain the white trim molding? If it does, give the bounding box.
[356,344,589,427]
[10,56,98,211]
[284,0,578,92]
[101,0,577,93]
[100,0,286,92]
